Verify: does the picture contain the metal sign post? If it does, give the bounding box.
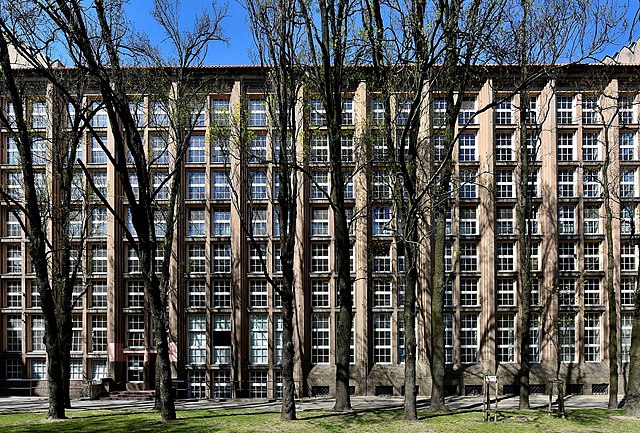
[483,375,498,422]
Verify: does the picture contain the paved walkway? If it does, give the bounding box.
[0,394,620,415]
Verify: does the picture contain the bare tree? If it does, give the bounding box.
[245,0,303,420]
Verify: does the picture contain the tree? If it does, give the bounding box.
[0,24,91,418]
[298,0,359,411]
[245,0,303,420]
[32,0,224,421]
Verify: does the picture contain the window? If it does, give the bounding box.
[530,241,540,271]
[621,169,636,198]
[398,318,405,364]
[341,134,354,162]
[29,315,44,352]
[373,314,392,364]
[584,278,600,306]
[496,169,514,199]
[371,98,385,125]
[191,102,206,127]
[622,314,633,363]
[396,98,411,125]
[529,313,541,363]
[460,279,478,306]
[371,171,391,199]
[126,314,145,348]
[250,171,268,200]
[558,241,576,272]
[310,99,326,126]
[211,98,230,126]
[90,100,108,127]
[90,135,107,164]
[372,243,392,273]
[620,132,636,161]
[5,281,21,308]
[150,100,169,127]
[251,208,268,237]
[342,98,354,125]
[212,244,231,273]
[91,315,107,352]
[527,169,540,197]
[5,245,21,274]
[188,208,206,237]
[250,315,268,364]
[249,244,266,274]
[459,207,477,235]
[582,132,600,161]
[459,169,477,198]
[127,281,144,308]
[461,314,478,364]
[372,280,392,307]
[558,313,576,363]
[497,314,515,363]
[211,135,230,163]
[6,137,18,165]
[311,244,330,273]
[460,243,477,272]
[444,314,454,364]
[188,135,205,163]
[311,208,329,236]
[582,96,599,124]
[6,359,22,380]
[584,241,601,271]
[311,314,330,364]
[433,134,445,162]
[496,242,515,271]
[458,97,476,125]
[212,314,232,364]
[151,135,169,164]
[250,280,268,308]
[212,370,232,398]
[621,242,638,271]
[557,96,574,124]
[5,210,21,238]
[497,279,515,306]
[31,137,46,165]
[212,280,232,308]
[558,169,576,198]
[188,315,206,364]
[495,98,513,124]
[372,206,392,236]
[128,100,145,128]
[495,132,514,161]
[6,315,22,352]
[559,278,576,306]
[155,210,167,238]
[310,171,329,200]
[433,98,447,125]
[31,283,42,308]
[91,245,107,274]
[188,172,206,200]
[30,359,46,380]
[127,247,140,273]
[621,205,636,236]
[311,280,330,308]
[458,133,476,161]
[249,371,268,398]
[90,281,107,308]
[152,172,169,200]
[212,209,231,237]
[186,370,205,399]
[310,134,328,163]
[91,208,107,237]
[583,169,600,198]
[496,207,513,236]
[212,172,230,200]
[557,132,575,161]
[188,244,206,273]
[558,205,576,235]
[249,135,267,163]
[622,278,635,306]
[619,96,635,125]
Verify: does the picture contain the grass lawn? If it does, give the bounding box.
[0,407,638,432]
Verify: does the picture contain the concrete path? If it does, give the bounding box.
[0,394,621,415]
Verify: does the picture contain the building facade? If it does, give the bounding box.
[1,59,640,399]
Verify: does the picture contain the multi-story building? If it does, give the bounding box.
[2,44,640,399]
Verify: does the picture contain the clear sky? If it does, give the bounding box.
[124,0,254,65]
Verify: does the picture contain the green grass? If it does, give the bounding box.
[0,408,638,432]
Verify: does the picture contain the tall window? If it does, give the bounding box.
[311,280,330,308]
[310,99,326,126]
[249,281,268,308]
[622,314,633,363]
[251,208,268,237]
[530,313,541,363]
[584,278,601,306]
[497,279,515,306]
[444,314,454,364]
[621,278,636,306]
[5,245,21,274]
[372,206,392,236]
[557,132,575,161]
[371,98,385,125]
[249,135,267,163]
[311,314,330,364]
[311,244,330,273]
[188,135,206,163]
[496,207,514,235]
[188,208,206,237]
[212,315,232,364]
[249,98,267,127]
[212,172,230,200]
[558,205,576,234]
[250,315,268,364]
[212,209,231,236]
[30,316,44,352]
[311,208,330,236]
[212,244,231,273]
[582,132,600,161]
[458,97,476,125]
[188,244,206,273]
[495,98,513,124]
[211,98,230,125]
[460,207,477,235]
[558,169,576,198]
[619,96,635,125]
[559,278,576,306]
[460,279,478,306]
[188,172,206,200]
[559,313,576,362]
[91,246,107,274]
[558,242,576,271]
[90,135,108,164]
[91,315,107,352]
[433,98,447,125]
[460,314,478,364]
[342,98,354,125]
[373,314,392,364]
[311,171,329,200]
[250,171,268,200]
[495,132,514,161]
[556,96,574,124]
[459,169,477,198]
[621,242,638,271]
[497,314,515,363]
[583,169,600,198]
[621,169,636,198]
[212,280,232,308]
[188,315,206,364]
[460,243,477,272]
[126,314,145,348]
[496,243,514,271]
[495,169,514,198]
[151,135,169,164]
[620,132,635,161]
[127,281,145,308]
[582,96,598,124]
[584,241,601,271]
[458,133,476,161]
[372,280,392,307]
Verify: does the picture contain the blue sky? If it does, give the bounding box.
[124,0,254,65]
[124,0,638,66]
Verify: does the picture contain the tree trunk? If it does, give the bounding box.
[46,334,66,419]
[429,209,447,412]
[626,309,640,415]
[404,249,418,419]
[281,290,296,420]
